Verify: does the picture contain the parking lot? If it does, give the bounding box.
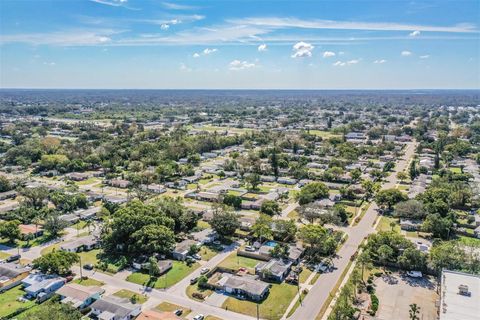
[374,273,439,320]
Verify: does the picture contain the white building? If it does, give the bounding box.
[439,270,480,320]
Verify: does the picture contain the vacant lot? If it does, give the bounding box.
[126,261,199,289]
[375,273,438,320]
[222,282,297,320]
[218,252,261,274]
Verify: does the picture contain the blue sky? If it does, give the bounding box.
[0,0,479,89]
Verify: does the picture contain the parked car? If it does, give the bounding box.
[245,245,255,252]
[6,254,20,262]
[193,315,204,320]
[190,277,199,285]
[83,263,94,270]
[65,275,74,282]
[200,268,210,275]
[192,254,201,260]
[174,309,183,316]
[406,271,423,278]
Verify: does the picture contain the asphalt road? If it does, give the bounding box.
[289,140,417,320]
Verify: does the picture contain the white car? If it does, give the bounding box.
[193,315,205,320]
[200,268,210,275]
[245,245,255,252]
[406,271,423,278]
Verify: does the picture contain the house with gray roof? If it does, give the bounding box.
[57,283,104,309]
[0,263,31,292]
[218,273,270,301]
[256,258,293,282]
[90,295,141,320]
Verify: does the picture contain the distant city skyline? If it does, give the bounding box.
[1,0,479,89]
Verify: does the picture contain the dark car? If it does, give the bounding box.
[190,277,199,285]
[83,263,94,270]
[6,254,21,262]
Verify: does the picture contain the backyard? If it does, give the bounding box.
[0,286,36,318]
[218,252,261,274]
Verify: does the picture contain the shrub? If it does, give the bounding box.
[192,292,205,300]
[370,294,379,315]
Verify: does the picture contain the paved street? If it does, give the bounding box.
[289,141,417,320]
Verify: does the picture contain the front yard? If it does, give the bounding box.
[113,289,148,304]
[126,260,199,289]
[222,282,298,320]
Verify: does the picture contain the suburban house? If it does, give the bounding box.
[400,219,423,231]
[57,283,104,309]
[0,190,17,201]
[0,263,31,292]
[90,295,142,320]
[216,273,270,301]
[22,273,65,299]
[74,206,100,220]
[256,258,293,282]
[172,239,198,261]
[143,184,166,194]
[60,234,99,252]
[191,228,217,245]
[66,172,90,181]
[109,179,130,189]
[19,224,43,239]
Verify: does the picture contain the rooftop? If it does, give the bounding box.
[440,270,480,320]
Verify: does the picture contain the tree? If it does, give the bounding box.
[209,207,240,238]
[273,219,297,242]
[394,200,426,219]
[357,250,373,282]
[131,224,175,256]
[252,214,273,243]
[44,212,68,237]
[429,242,465,274]
[298,224,336,257]
[260,200,281,216]
[409,303,421,320]
[245,173,261,191]
[270,243,289,259]
[33,250,79,275]
[18,299,83,320]
[376,188,408,210]
[20,186,49,209]
[296,182,329,205]
[361,180,380,200]
[377,244,394,270]
[422,214,453,239]
[350,169,362,182]
[223,194,242,209]
[0,220,21,243]
[397,248,427,271]
[148,256,161,278]
[298,203,323,224]
[0,175,12,192]
[396,171,408,183]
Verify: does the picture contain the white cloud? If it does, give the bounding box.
[419,55,430,59]
[401,50,412,56]
[43,62,56,66]
[333,59,360,67]
[338,51,345,55]
[323,51,336,58]
[258,43,268,51]
[179,63,192,72]
[229,59,256,70]
[162,2,198,10]
[373,59,387,64]
[89,0,138,10]
[0,29,117,46]
[229,17,477,33]
[203,48,217,55]
[409,30,421,37]
[291,41,314,58]
[192,53,200,58]
[160,24,170,30]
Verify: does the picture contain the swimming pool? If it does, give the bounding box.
[264,241,278,247]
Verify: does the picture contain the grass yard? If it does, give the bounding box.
[71,220,87,230]
[449,167,462,174]
[196,220,210,230]
[126,261,199,289]
[75,177,100,186]
[287,291,307,318]
[156,302,191,316]
[73,277,104,286]
[186,283,214,301]
[0,251,11,260]
[308,130,340,138]
[222,283,298,320]
[199,245,221,261]
[309,273,320,285]
[218,252,261,273]
[376,216,401,233]
[113,289,148,304]
[0,286,36,318]
[205,316,224,320]
[299,267,313,284]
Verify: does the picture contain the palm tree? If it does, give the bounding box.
[357,250,373,283]
[85,220,93,234]
[409,303,420,320]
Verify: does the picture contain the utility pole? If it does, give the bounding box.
[79,256,83,279]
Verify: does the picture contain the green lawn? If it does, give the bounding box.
[196,220,210,230]
[376,216,401,233]
[75,177,100,186]
[0,286,36,318]
[186,283,214,301]
[113,289,148,304]
[126,261,199,289]
[73,277,104,286]
[156,302,191,317]
[309,273,320,285]
[222,283,298,320]
[0,251,11,260]
[299,268,313,284]
[449,167,462,174]
[308,130,340,138]
[199,245,221,261]
[218,252,262,273]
